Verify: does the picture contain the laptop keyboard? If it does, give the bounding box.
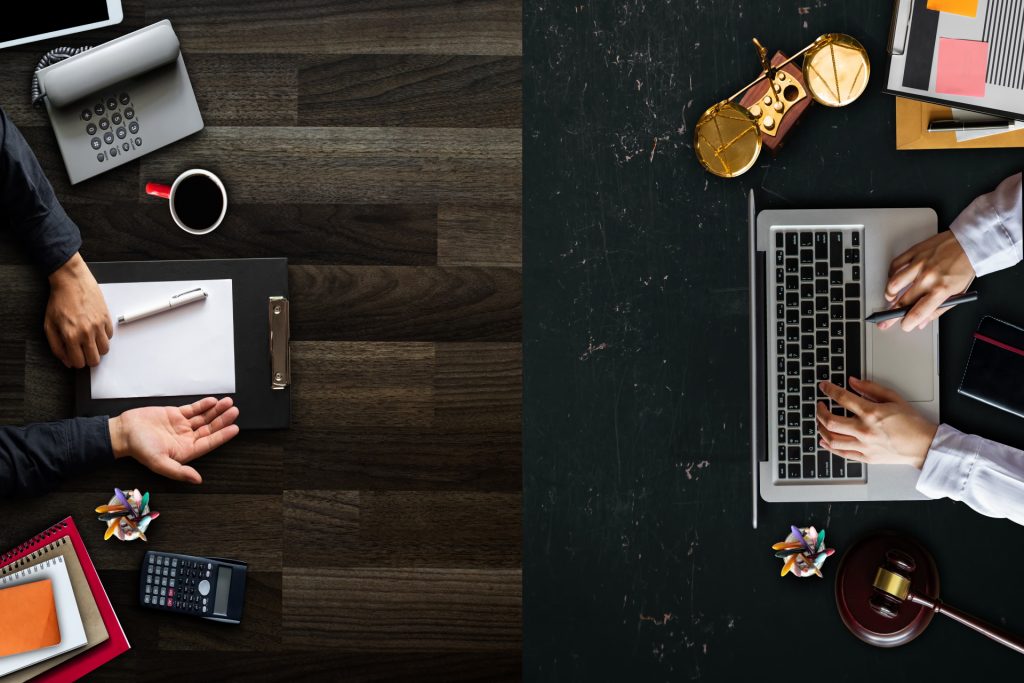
[772,229,866,482]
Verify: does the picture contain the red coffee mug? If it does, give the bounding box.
[145,168,227,236]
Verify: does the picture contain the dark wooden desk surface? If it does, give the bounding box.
[0,1,522,680]
[525,0,1024,680]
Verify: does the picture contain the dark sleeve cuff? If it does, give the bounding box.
[34,206,83,275]
[62,415,115,476]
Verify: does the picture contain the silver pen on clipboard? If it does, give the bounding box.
[117,287,208,324]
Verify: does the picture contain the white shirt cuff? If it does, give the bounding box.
[915,423,977,501]
[949,172,1023,277]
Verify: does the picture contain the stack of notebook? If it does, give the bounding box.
[0,517,129,682]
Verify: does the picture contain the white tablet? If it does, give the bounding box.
[0,1,123,50]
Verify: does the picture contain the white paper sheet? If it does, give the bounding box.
[91,279,236,399]
[953,107,1024,141]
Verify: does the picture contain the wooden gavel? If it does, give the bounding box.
[871,549,1024,655]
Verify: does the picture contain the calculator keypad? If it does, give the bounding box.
[89,92,142,165]
[142,552,213,615]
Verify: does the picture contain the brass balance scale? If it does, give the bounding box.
[694,33,870,178]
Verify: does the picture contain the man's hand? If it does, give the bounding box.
[109,397,240,484]
[46,253,113,367]
[880,231,975,332]
[816,378,937,469]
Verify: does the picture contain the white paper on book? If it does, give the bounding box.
[91,279,236,399]
[0,557,88,677]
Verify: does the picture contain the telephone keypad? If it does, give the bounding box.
[87,92,142,164]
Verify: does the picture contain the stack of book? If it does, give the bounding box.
[0,517,128,682]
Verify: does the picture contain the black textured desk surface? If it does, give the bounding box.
[524,0,1023,679]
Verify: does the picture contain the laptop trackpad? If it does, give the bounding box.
[868,325,934,402]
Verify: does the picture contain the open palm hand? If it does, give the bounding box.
[110,397,240,484]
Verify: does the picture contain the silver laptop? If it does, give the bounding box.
[748,192,939,516]
[35,20,203,184]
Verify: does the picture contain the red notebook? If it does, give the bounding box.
[0,517,129,682]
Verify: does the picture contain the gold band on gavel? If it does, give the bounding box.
[873,567,911,600]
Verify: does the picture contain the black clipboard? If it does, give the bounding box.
[76,258,290,429]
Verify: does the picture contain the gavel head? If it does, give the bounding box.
[870,549,917,619]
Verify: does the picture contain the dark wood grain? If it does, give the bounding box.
[436,342,521,433]
[438,203,522,266]
[139,126,521,205]
[298,55,521,127]
[151,0,522,56]
[284,490,521,567]
[0,0,521,678]
[185,53,299,127]
[0,340,25,423]
[282,430,521,491]
[282,567,521,650]
[291,341,435,429]
[0,203,438,266]
[290,266,521,341]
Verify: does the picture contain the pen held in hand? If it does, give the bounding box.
[117,287,208,325]
[865,291,978,324]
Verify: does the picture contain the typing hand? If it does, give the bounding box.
[880,232,974,332]
[816,378,937,469]
[46,253,113,367]
[109,397,240,484]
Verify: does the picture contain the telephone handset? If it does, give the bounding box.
[34,20,203,185]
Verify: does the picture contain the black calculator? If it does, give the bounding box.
[140,551,247,624]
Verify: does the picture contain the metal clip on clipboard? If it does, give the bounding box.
[268,297,290,390]
[888,0,912,56]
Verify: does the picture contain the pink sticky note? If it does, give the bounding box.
[935,38,988,97]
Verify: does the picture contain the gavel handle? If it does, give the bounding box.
[908,593,1024,655]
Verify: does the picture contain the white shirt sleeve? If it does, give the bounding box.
[949,172,1022,277]
[916,423,1024,526]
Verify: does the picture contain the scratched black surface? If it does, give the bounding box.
[524,0,1024,679]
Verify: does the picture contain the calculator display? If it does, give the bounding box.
[213,566,232,616]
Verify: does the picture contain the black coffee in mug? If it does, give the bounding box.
[173,174,225,231]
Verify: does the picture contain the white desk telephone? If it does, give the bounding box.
[34,20,203,184]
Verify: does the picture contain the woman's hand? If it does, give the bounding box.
[880,231,975,332]
[109,397,240,484]
[816,377,937,469]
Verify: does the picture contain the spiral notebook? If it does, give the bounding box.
[0,518,129,682]
[0,557,87,677]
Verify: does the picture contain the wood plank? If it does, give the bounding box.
[150,0,522,56]
[438,203,522,266]
[24,339,74,422]
[282,490,360,548]
[284,491,520,568]
[282,429,521,491]
[0,340,24,423]
[85,652,521,682]
[0,494,282,571]
[157,572,282,651]
[0,203,438,266]
[291,341,435,429]
[139,127,521,204]
[298,55,520,128]
[282,567,521,650]
[289,266,521,341]
[435,343,521,433]
[186,53,299,126]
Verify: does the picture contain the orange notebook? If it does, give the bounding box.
[0,579,61,657]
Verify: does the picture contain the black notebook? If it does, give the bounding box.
[958,316,1024,420]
